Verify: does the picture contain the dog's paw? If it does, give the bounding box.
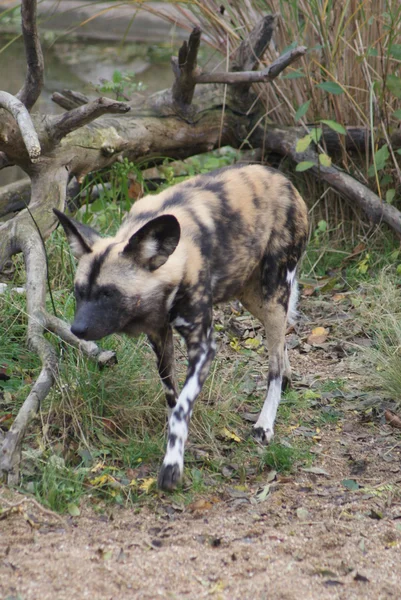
[157,462,182,492]
[252,426,274,445]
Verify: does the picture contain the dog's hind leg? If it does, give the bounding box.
[240,263,294,444]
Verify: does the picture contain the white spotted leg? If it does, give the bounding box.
[252,300,289,444]
[157,324,216,491]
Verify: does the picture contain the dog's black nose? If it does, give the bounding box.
[71,322,89,339]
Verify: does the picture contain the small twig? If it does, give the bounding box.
[0,496,68,526]
[195,46,307,84]
[48,97,131,142]
[0,91,41,160]
[16,0,44,110]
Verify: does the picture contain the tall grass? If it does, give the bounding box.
[360,275,401,405]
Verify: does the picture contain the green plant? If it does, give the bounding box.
[99,70,146,100]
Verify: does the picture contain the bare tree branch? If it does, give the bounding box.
[195,46,307,84]
[0,169,116,482]
[48,97,131,143]
[0,92,41,160]
[171,27,202,106]
[52,89,90,111]
[230,14,278,95]
[16,0,44,111]
[0,222,57,484]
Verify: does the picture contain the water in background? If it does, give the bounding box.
[0,34,178,186]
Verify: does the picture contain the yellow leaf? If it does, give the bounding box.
[220,427,242,443]
[139,477,157,494]
[229,337,241,352]
[91,461,105,473]
[296,134,313,153]
[89,474,116,487]
[307,327,329,345]
[244,337,261,349]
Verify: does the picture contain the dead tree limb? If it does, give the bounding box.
[16,0,44,110]
[255,124,401,235]
[171,26,202,106]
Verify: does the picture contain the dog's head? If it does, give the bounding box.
[54,209,182,340]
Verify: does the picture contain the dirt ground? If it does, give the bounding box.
[1,370,401,599]
[1,295,401,600]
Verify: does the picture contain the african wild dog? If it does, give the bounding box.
[54,164,308,491]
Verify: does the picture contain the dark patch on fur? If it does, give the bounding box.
[87,246,113,291]
[282,375,291,392]
[252,426,270,445]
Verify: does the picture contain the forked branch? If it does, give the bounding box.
[16,0,44,110]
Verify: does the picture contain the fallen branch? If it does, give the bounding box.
[255,124,401,237]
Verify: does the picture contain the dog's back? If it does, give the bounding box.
[117,164,308,304]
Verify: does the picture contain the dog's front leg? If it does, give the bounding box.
[148,325,178,415]
[157,321,216,491]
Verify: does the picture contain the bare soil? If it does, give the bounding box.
[1,296,401,600]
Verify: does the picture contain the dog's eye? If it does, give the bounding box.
[101,289,113,299]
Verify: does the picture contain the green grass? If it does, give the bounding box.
[262,442,311,474]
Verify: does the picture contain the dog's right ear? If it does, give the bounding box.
[53,209,101,259]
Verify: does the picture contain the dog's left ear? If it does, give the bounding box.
[53,209,102,258]
[122,214,181,271]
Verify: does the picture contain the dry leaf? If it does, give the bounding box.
[307,327,329,345]
[188,499,213,512]
[385,410,401,430]
[333,293,346,302]
[303,285,315,296]
[139,477,157,493]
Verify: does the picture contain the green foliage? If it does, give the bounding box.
[320,120,347,135]
[316,81,344,95]
[261,443,308,473]
[99,70,146,100]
